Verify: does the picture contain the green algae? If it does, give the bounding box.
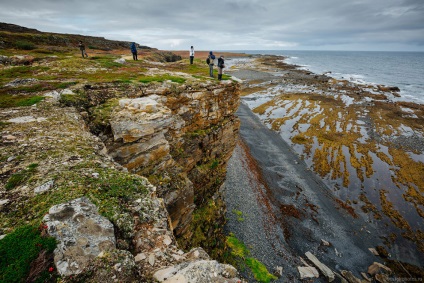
[226,233,277,283]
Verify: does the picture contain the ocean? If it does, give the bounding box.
[233,50,424,104]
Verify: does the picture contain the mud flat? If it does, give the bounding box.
[223,55,424,281]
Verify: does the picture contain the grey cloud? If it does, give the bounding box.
[0,0,423,51]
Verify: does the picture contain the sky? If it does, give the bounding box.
[1,0,424,51]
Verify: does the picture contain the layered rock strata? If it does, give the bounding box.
[0,76,241,281]
[101,80,240,237]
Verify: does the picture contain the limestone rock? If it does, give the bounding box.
[375,273,390,283]
[361,272,372,282]
[114,58,126,64]
[44,90,61,102]
[135,253,147,262]
[0,55,10,64]
[298,266,319,279]
[153,260,241,283]
[34,180,54,194]
[274,266,283,277]
[368,248,379,256]
[0,199,10,208]
[305,251,335,282]
[367,262,392,276]
[321,239,331,246]
[105,82,240,237]
[7,116,47,123]
[73,249,138,282]
[43,197,116,276]
[334,271,349,283]
[61,88,75,95]
[341,270,362,283]
[5,78,38,87]
[10,55,35,65]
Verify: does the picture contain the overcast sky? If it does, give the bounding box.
[1,0,423,51]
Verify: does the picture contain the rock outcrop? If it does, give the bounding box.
[1,64,241,283]
[43,197,116,276]
[0,27,242,281]
[99,80,240,237]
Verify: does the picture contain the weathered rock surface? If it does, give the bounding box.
[305,251,335,282]
[153,248,241,283]
[43,197,116,276]
[0,23,244,281]
[297,266,319,279]
[103,80,240,237]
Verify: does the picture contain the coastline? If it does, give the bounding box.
[223,53,424,281]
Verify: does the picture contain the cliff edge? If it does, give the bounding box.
[0,24,241,282]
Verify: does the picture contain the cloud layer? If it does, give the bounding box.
[1,0,423,51]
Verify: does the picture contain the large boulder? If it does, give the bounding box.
[43,197,116,276]
[153,248,242,283]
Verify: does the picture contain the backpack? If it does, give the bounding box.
[206,58,210,64]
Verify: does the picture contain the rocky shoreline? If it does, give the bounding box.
[223,54,424,282]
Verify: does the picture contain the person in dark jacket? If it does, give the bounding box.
[208,51,216,77]
[217,55,225,81]
[78,41,88,58]
[130,42,138,60]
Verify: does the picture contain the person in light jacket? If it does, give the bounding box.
[189,46,195,64]
[208,51,216,77]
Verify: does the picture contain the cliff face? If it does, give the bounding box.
[85,80,240,237]
[0,31,241,281]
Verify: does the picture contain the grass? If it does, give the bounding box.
[4,167,149,236]
[0,94,44,108]
[226,233,277,283]
[0,225,57,283]
[15,41,37,50]
[89,56,123,68]
[246,258,277,283]
[5,163,39,190]
[226,233,249,258]
[232,209,245,222]
[59,92,89,108]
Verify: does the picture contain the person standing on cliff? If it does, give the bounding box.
[189,46,195,64]
[217,55,225,81]
[130,42,138,61]
[78,41,88,58]
[208,51,216,77]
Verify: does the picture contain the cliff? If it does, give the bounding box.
[0,22,153,51]
[0,25,241,282]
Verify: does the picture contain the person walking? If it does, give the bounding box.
[78,41,88,58]
[217,55,225,81]
[208,51,216,77]
[130,42,138,61]
[189,46,195,64]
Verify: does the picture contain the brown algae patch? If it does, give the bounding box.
[247,77,424,255]
[240,85,268,97]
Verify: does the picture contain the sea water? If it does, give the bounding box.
[233,50,424,104]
